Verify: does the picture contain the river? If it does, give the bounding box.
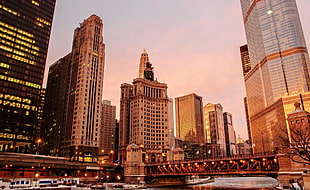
[145,177,279,190]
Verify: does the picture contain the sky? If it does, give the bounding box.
[45,0,310,140]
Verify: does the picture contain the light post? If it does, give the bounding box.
[109,150,114,163]
[261,132,265,154]
[36,138,42,154]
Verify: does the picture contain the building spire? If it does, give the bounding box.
[139,49,149,78]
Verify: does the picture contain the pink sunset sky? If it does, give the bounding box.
[45,0,310,140]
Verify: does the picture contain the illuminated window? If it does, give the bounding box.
[36,17,51,26]
[0,22,34,39]
[0,62,10,69]
[0,5,20,16]
[0,75,41,89]
[31,0,40,6]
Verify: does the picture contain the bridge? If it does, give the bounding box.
[0,151,302,187]
[0,152,122,182]
[145,152,279,177]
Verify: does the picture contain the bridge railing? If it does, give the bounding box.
[145,151,277,166]
[145,152,279,176]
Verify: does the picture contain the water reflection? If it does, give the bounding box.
[146,177,278,190]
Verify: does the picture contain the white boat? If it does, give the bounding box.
[0,177,80,189]
[185,176,214,185]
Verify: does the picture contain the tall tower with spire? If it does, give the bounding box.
[139,49,150,78]
[240,0,310,153]
[119,50,174,165]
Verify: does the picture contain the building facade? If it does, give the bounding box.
[204,103,226,156]
[240,44,251,76]
[0,0,56,152]
[99,100,116,162]
[119,50,172,163]
[175,93,205,144]
[240,0,310,152]
[42,54,71,156]
[223,112,236,156]
[43,15,105,162]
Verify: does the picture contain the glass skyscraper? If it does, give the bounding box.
[240,0,310,152]
[0,0,56,152]
[175,93,205,144]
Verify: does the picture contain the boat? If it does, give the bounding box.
[146,176,214,188]
[0,177,80,189]
[185,176,214,185]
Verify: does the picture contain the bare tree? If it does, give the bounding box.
[288,124,310,165]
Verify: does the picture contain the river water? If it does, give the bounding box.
[145,177,279,190]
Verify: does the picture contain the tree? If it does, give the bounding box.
[287,124,310,165]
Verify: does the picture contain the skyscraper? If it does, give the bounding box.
[223,112,236,156]
[43,15,105,162]
[204,103,226,156]
[43,54,70,156]
[240,0,310,152]
[0,0,56,152]
[99,100,116,160]
[175,93,205,144]
[119,50,172,163]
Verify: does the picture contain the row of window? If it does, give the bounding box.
[0,133,29,140]
[0,32,39,51]
[2,51,35,65]
[0,93,31,103]
[0,4,20,16]
[32,0,40,6]
[0,74,41,89]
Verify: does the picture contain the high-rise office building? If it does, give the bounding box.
[43,15,105,162]
[167,97,175,160]
[223,112,236,156]
[0,0,56,152]
[99,100,116,159]
[240,0,310,152]
[42,54,71,156]
[204,103,226,156]
[119,50,172,163]
[175,93,205,144]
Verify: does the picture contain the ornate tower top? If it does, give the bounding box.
[139,49,149,78]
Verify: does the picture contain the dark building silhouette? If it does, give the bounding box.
[0,0,56,152]
[223,112,236,156]
[42,54,71,156]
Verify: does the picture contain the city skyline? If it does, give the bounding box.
[45,0,310,139]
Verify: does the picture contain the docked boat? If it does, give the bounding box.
[185,175,214,185]
[146,176,214,188]
[0,177,80,189]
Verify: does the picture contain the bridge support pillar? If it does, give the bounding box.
[124,144,146,184]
